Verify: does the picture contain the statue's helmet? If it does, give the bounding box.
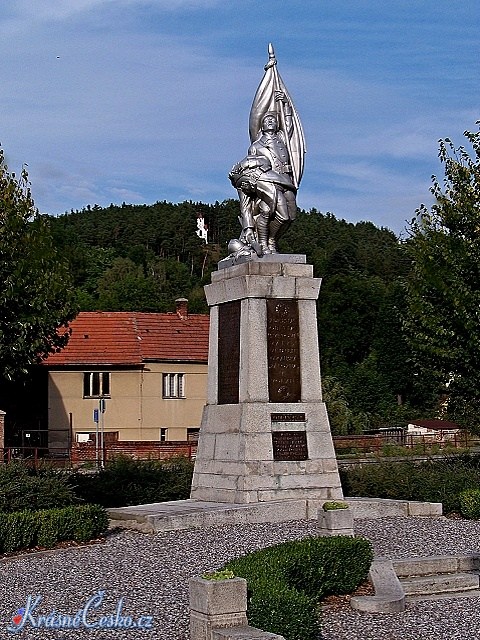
[228,238,246,253]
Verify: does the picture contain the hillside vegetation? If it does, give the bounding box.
[47,199,437,433]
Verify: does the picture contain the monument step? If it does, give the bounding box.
[400,572,479,596]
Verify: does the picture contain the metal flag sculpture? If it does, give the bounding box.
[249,43,306,189]
[226,44,306,261]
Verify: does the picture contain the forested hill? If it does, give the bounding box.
[48,199,406,310]
[47,199,436,432]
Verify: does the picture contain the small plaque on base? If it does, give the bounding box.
[272,431,308,461]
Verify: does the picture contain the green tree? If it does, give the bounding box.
[406,124,480,429]
[0,150,77,380]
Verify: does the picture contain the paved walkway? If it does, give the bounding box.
[2,513,480,639]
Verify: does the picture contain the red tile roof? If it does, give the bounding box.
[409,419,461,431]
[44,311,210,366]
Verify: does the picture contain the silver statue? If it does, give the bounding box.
[228,44,306,258]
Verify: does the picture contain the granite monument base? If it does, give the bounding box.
[190,257,343,505]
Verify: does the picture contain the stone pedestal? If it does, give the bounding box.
[190,256,343,507]
[318,507,354,536]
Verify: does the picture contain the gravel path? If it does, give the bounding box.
[1,516,480,639]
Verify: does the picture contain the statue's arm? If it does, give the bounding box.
[275,91,293,138]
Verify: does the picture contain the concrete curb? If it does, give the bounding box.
[108,497,444,532]
[351,558,405,613]
[345,497,443,518]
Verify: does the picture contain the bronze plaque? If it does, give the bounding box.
[271,413,305,422]
[267,299,301,402]
[272,431,308,461]
[217,300,241,404]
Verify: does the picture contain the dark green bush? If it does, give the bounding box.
[340,456,480,514]
[223,536,373,640]
[69,455,194,507]
[0,462,78,512]
[286,536,373,598]
[0,504,108,554]
[459,489,480,519]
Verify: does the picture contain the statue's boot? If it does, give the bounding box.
[268,217,290,253]
[256,215,271,253]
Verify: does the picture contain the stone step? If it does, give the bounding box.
[400,572,479,596]
[393,555,480,578]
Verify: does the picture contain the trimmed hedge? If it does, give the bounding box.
[459,489,480,520]
[69,455,194,507]
[340,455,480,514]
[222,536,373,640]
[0,462,78,513]
[0,504,109,554]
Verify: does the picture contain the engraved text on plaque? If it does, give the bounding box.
[272,431,308,461]
[218,300,241,404]
[267,299,301,402]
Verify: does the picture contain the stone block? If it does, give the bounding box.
[346,498,409,518]
[241,474,280,491]
[242,500,307,522]
[322,458,340,473]
[318,506,354,536]
[269,276,297,298]
[201,405,243,434]
[393,556,457,577]
[190,611,248,640]
[295,277,322,300]
[244,275,274,298]
[205,281,227,306]
[195,433,217,460]
[304,459,324,474]
[245,460,275,476]
[282,263,313,278]
[225,277,248,301]
[214,434,243,461]
[244,433,273,461]
[279,473,325,490]
[306,432,337,457]
[408,500,443,517]
[213,625,286,640]
[258,487,329,502]
[457,554,480,571]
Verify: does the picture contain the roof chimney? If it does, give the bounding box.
[175,298,188,320]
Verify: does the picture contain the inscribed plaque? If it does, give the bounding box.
[272,431,308,461]
[267,299,301,402]
[217,300,241,404]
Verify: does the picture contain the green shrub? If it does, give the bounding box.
[340,456,480,514]
[286,536,373,598]
[0,504,108,554]
[223,536,373,640]
[322,500,349,511]
[459,489,480,519]
[69,455,194,507]
[0,461,78,512]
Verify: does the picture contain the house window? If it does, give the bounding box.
[187,428,200,442]
[160,428,168,442]
[162,373,185,398]
[83,372,111,398]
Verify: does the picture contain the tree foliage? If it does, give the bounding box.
[0,150,77,381]
[45,195,435,430]
[406,124,480,429]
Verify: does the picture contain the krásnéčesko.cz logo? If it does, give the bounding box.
[7,591,154,632]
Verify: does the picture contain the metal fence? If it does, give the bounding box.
[333,430,476,458]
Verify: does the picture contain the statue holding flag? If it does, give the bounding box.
[228,44,306,257]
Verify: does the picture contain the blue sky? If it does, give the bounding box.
[1,1,478,235]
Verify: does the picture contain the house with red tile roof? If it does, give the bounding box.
[44,300,209,451]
